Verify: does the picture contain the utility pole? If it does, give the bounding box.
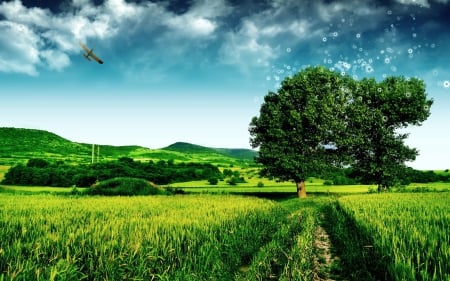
[92,143,95,164]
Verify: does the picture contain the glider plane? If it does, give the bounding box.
[80,43,103,64]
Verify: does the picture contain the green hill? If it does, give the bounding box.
[163,142,257,161]
[213,148,258,161]
[0,127,90,163]
[164,142,220,154]
[0,128,256,166]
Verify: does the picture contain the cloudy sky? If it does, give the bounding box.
[0,0,449,169]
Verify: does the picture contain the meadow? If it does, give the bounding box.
[0,194,319,280]
[328,193,450,281]
[0,188,449,280]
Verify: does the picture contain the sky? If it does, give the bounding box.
[0,0,449,170]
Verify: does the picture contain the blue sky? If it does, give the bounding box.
[0,0,449,169]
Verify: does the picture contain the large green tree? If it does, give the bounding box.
[249,66,354,197]
[250,67,432,197]
[348,76,432,190]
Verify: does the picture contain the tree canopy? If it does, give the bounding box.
[347,76,432,189]
[249,66,432,197]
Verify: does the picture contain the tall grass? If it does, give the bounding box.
[0,194,287,280]
[329,193,449,281]
[236,198,330,281]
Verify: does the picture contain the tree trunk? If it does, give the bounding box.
[296,181,307,198]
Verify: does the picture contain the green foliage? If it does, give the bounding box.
[250,66,433,189]
[2,158,222,187]
[226,176,247,185]
[164,142,258,161]
[0,128,256,168]
[88,177,164,196]
[345,76,433,189]
[250,66,355,184]
[329,193,450,281]
[0,127,89,157]
[208,177,219,185]
[222,168,233,178]
[26,158,50,168]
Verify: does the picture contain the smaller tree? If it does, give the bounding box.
[347,76,432,189]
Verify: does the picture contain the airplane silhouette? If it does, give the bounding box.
[80,42,103,64]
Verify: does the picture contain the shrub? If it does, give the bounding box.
[227,176,246,186]
[26,158,50,168]
[257,181,264,188]
[88,177,166,196]
[208,178,219,185]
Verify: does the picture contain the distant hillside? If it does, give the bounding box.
[0,128,256,165]
[213,148,258,161]
[164,142,257,161]
[163,142,219,154]
[0,127,89,158]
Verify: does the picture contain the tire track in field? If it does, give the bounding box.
[313,215,347,281]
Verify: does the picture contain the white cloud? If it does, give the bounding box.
[165,14,217,37]
[0,21,40,76]
[218,2,318,69]
[0,0,117,74]
[314,0,385,22]
[394,0,431,7]
[160,0,232,38]
[219,19,277,71]
[40,49,71,71]
[0,0,233,76]
[0,0,52,28]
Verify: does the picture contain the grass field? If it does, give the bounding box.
[1,180,448,195]
[0,166,9,182]
[0,191,448,280]
[328,193,450,281]
[0,194,314,280]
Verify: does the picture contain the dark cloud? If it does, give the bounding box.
[0,0,448,79]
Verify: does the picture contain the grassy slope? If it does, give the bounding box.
[0,127,255,166]
[0,127,91,164]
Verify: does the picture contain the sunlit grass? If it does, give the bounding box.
[0,194,286,280]
[0,185,88,193]
[0,165,10,181]
[335,193,450,280]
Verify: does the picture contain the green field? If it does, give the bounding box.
[0,194,314,280]
[0,190,448,280]
[1,127,449,280]
[328,193,450,281]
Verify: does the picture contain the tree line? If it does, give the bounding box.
[324,167,449,186]
[1,157,222,187]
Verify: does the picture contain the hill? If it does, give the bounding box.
[163,142,257,161]
[0,127,90,163]
[0,128,256,166]
[163,142,218,154]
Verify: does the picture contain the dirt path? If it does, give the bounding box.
[313,216,347,281]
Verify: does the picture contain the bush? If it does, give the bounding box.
[323,180,333,186]
[88,177,166,196]
[227,176,246,186]
[208,178,219,185]
[257,181,264,188]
